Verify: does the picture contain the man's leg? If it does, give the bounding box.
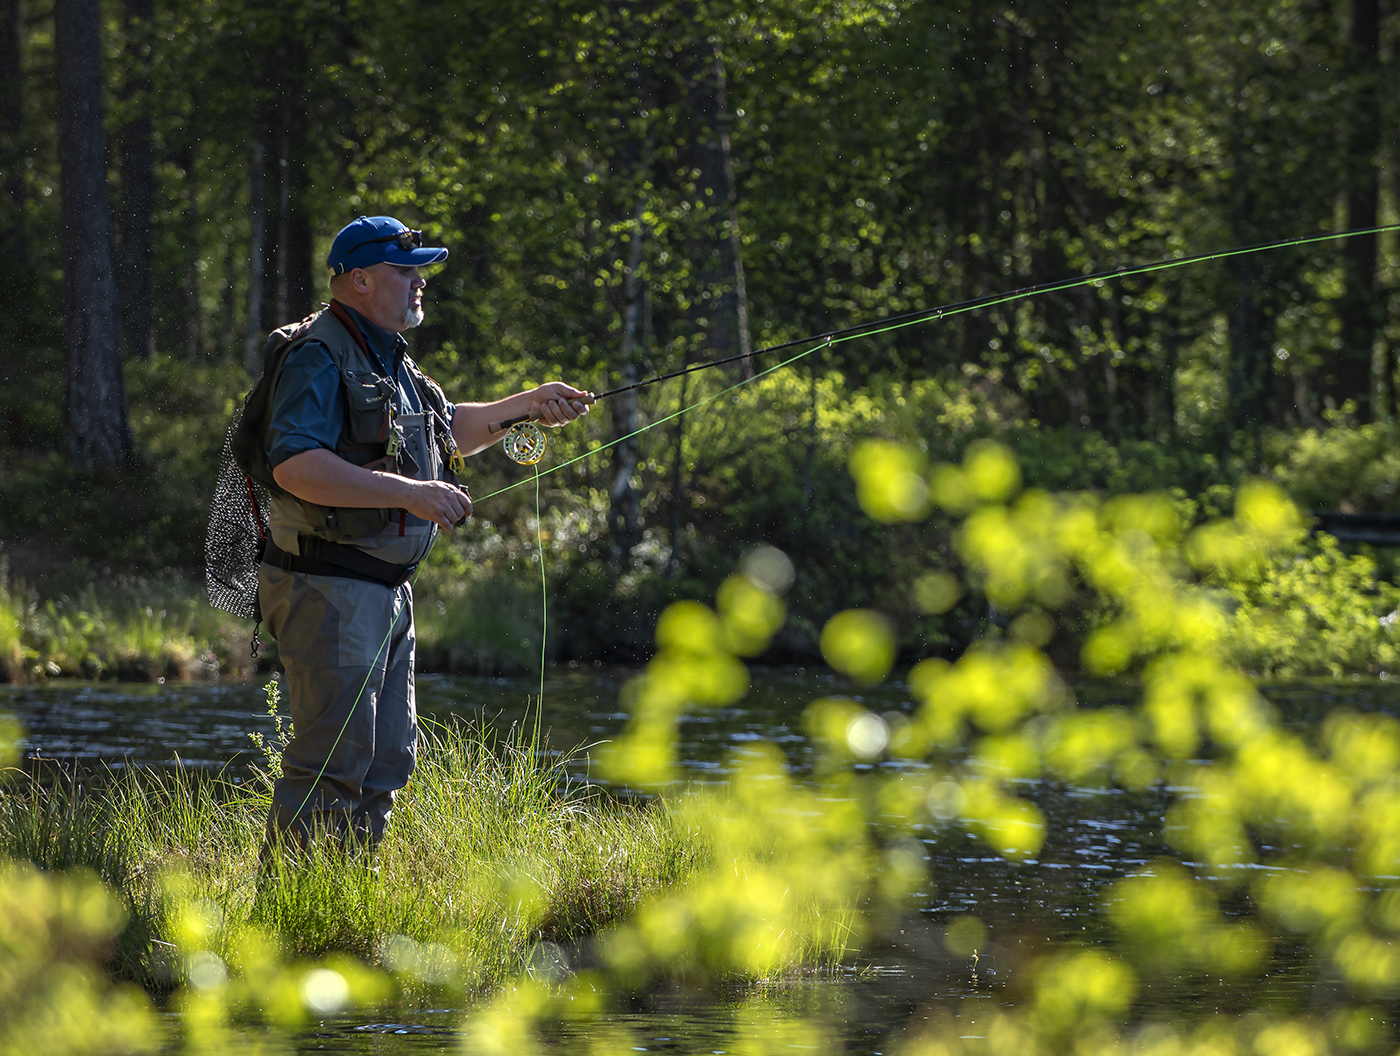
[259,566,410,848]
[352,589,417,846]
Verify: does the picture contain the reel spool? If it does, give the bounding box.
[503,422,547,465]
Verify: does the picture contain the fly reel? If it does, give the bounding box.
[503,421,547,465]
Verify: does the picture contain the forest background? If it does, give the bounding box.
[4,0,1400,680]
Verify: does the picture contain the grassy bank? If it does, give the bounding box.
[0,717,703,991]
[0,567,255,683]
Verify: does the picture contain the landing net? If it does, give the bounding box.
[205,403,269,620]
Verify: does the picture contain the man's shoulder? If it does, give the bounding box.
[268,309,358,374]
[279,339,337,374]
[269,307,360,351]
[266,308,324,347]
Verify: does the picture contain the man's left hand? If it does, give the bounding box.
[529,382,595,427]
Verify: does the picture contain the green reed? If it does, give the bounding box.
[0,718,704,992]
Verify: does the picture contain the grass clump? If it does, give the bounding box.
[0,717,702,992]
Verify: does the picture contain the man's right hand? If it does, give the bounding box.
[403,479,472,529]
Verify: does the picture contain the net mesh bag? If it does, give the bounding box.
[205,402,269,619]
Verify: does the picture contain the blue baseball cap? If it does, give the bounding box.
[327,215,449,275]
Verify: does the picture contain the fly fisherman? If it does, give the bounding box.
[258,215,592,852]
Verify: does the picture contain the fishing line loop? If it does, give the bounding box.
[476,220,1400,492]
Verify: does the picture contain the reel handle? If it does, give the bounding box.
[489,413,535,434]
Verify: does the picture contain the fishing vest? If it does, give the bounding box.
[258,304,459,569]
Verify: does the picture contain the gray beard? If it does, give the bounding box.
[402,304,424,330]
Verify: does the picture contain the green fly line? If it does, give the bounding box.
[282,220,1400,834]
[533,460,547,745]
[479,220,1400,499]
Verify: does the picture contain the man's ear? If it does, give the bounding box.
[328,269,362,300]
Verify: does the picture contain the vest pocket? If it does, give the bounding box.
[342,371,397,445]
[298,499,391,540]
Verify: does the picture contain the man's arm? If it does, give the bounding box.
[451,382,594,457]
[273,449,472,529]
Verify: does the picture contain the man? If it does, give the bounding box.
[259,215,591,850]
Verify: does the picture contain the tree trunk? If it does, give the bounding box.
[55,0,132,468]
[1103,353,1121,442]
[243,139,267,372]
[271,42,314,325]
[609,201,646,569]
[0,0,24,448]
[1338,0,1383,420]
[1228,249,1273,465]
[610,365,641,567]
[713,46,752,376]
[664,363,689,578]
[0,0,25,273]
[272,130,290,324]
[688,43,746,366]
[1386,298,1398,419]
[800,336,822,542]
[182,139,200,360]
[1162,287,1181,440]
[116,0,154,359]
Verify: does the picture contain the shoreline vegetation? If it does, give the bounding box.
[0,716,708,993]
[0,565,251,684]
[8,362,1400,685]
[8,424,1400,684]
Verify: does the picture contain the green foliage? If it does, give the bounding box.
[1216,535,1400,677]
[11,357,1400,678]
[1010,428,1222,499]
[569,442,1400,1050]
[14,0,1400,1046]
[9,0,1400,667]
[0,358,246,569]
[0,863,157,1054]
[1269,423,1400,514]
[0,576,23,684]
[415,568,545,675]
[398,440,1400,1052]
[245,677,289,783]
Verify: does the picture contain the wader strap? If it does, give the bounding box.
[261,538,417,588]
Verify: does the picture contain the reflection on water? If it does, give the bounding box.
[1,667,856,777]
[6,672,1400,1053]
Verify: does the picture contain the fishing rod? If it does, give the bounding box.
[485,221,1400,466]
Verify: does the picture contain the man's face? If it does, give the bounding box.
[359,263,426,332]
